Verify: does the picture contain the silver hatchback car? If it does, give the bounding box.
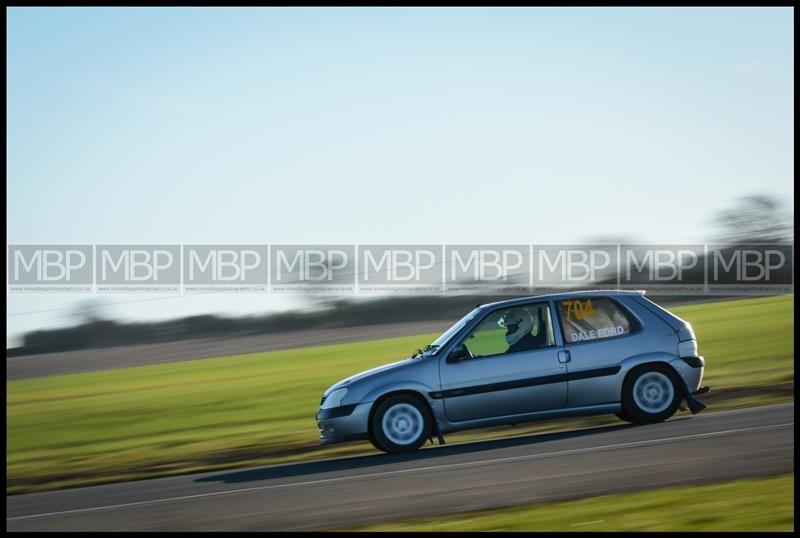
[316,290,709,453]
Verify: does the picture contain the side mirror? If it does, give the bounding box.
[446,344,470,364]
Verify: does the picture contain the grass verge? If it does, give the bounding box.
[345,473,795,531]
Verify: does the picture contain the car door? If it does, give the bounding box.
[438,301,568,423]
[553,296,650,407]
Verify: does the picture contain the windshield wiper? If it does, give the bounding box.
[411,344,439,359]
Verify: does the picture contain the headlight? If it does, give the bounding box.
[678,339,698,358]
[320,388,348,409]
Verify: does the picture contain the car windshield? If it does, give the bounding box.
[428,307,482,354]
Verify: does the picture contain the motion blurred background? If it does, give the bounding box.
[6,7,794,531]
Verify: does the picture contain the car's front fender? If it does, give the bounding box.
[360,380,439,407]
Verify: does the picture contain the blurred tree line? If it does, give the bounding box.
[10,295,492,357]
[711,194,793,243]
[8,194,793,357]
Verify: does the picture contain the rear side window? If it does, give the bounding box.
[556,297,639,344]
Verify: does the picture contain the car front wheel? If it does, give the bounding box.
[622,365,682,424]
[614,407,635,423]
[371,395,431,453]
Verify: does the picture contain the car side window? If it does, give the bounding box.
[556,297,638,344]
[461,303,555,358]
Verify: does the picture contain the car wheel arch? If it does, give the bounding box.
[367,390,437,439]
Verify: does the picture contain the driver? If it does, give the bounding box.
[499,308,545,354]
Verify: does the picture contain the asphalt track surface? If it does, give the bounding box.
[7,403,794,531]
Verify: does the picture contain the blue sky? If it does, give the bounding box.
[6,7,794,345]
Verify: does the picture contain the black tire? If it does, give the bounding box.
[368,427,384,452]
[370,395,431,454]
[614,408,635,423]
[622,364,682,424]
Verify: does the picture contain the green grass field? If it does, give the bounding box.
[348,473,794,531]
[6,295,794,494]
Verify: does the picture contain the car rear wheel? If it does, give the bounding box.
[622,364,682,424]
[371,395,431,453]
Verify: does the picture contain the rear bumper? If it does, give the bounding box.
[316,401,372,446]
[681,356,705,368]
[670,356,704,394]
[693,386,710,395]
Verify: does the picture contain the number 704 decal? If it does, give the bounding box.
[562,299,594,320]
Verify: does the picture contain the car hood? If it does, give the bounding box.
[325,357,414,394]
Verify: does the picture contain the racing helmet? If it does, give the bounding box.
[498,308,534,346]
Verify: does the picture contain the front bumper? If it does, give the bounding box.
[316,401,372,446]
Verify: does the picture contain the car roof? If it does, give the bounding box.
[477,289,646,310]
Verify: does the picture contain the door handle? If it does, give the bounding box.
[558,350,571,363]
